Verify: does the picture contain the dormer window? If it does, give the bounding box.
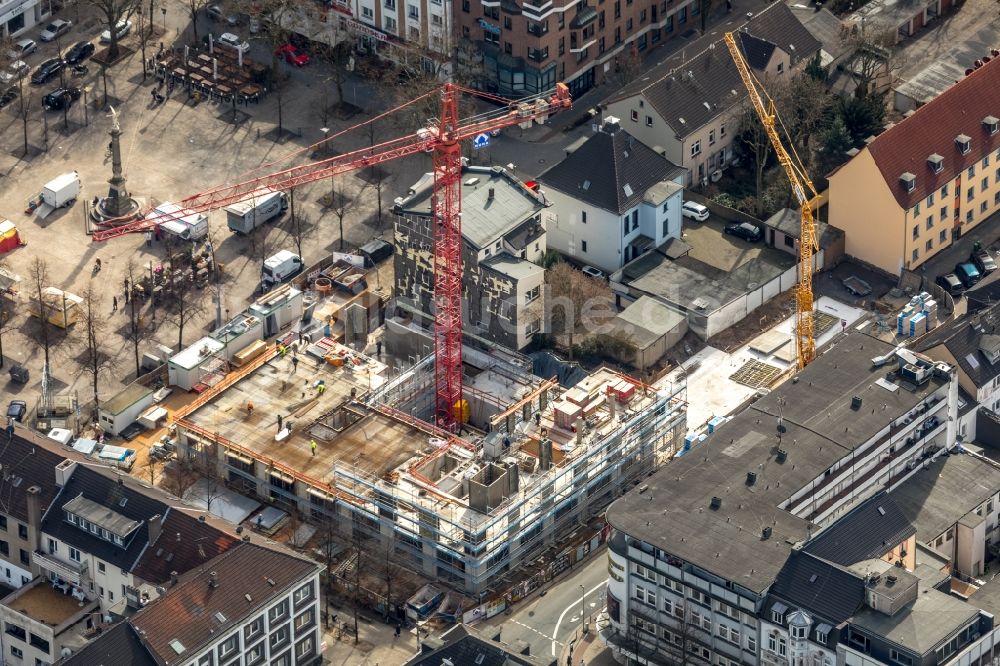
[927,154,944,174]
[984,116,999,135]
[900,172,916,193]
[956,134,972,154]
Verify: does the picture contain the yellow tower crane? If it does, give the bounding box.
[724,32,819,368]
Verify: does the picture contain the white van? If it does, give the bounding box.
[225,188,288,234]
[262,250,303,289]
[153,201,209,241]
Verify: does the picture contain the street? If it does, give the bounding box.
[483,548,609,659]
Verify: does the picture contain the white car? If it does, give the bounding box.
[7,38,37,59]
[218,32,250,53]
[39,18,73,42]
[581,265,605,280]
[681,201,710,221]
[0,60,29,84]
[100,19,133,43]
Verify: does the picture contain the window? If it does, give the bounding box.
[19,549,28,565]
[268,600,290,624]
[17,524,27,540]
[632,210,638,230]
[995,192,1000,206]
[98,561,106,573]
[69,547,81,562]
[791,625,808,639]
[524,286,540,304]
[940,206,948,220]
[219,634,239,659]
[580,210,587,223]
[10,646,23,659]
[198,653,214,666]
[985,155,992,168]
[362,6,374,17]
[384,0,395,7]
[720,123,726,137]
[269,624,290,651]
[0,541,7,556]
[969,165,976,178]
[293,582,314,608]
[245,616,264,642]
[662,201,669,213]
[777,61,784,74]
[968,187,975,202]
[626,18,633,31]
[296,636,315,660]
[768,634,788,656]
[384,16,397,32]
[630,109,638,122]
[581,240,587,252]
[926,239,933,251]
[691,140,701,157]
[503,14,511,28]
[890,649,913,666]
[709,129,716,145]
[646,116,653,127]
[926,216,933,229]
[982,201,989,213]
[967,210,975,223]
[747,635,757,653]
[245,642,265,666]
[912,224,920,240]
[914,202,921,215]
[942,183,949,196]
[912,248,919,262]
[984,177,990,192]
[0,516,6,531]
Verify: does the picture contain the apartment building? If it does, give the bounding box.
[456,0,704,97]
[0,427,63,589]
[0,0,50,37]
[603,3,820,185]
[539,117,685,273]
[393,165,552,351]
[828,58,1000,275]
[602,330,960,665]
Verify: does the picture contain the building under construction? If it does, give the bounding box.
[173,341,686,595]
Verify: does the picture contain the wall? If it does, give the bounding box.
[681,112,739,186]
[828,148,907,274]
[543,188,623,273]
[0,516,35,588]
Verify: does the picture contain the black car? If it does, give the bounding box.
[63,40,95,65]
[0,85,16,108]
[43,86,81,110]
[31,58,64,85]
[6,400,26,423]
[724,222,764,242]
[936,273,964,297]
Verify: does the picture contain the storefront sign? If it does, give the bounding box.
[478,18,501,34]
[343,17,389,42]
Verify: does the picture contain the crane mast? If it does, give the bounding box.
[91,82,572,430]
[724,32,818,368]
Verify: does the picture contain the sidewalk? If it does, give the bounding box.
[321,614,417,666]
[561,628,619,666]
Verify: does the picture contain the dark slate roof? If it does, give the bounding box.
[769,551,865,625]
[130,543,319,664]
[607,2,820,138]
[41,465,168,572]
[865,57,1000,210]
[738,31,776,71]
[539,127,683,214]
[58,621,157,666]
[918,301,1000,390]
[803,493,915,566]
[0,431,65,525]
[131,509,239,585]
[403,624,552,666]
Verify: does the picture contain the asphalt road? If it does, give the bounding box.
[484,549,609,659]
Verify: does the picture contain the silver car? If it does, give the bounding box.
[39,18,73,42]
[7,38,37,59]
[0,60,29,84]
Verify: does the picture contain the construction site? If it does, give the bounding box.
[172,332,687,595]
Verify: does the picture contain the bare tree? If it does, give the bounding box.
[12,66,36,157]
[545,261,612,361]
[380,538,403,623]
[365,121,387,230]
[249,223,275,293]
[28,257,54,372]
[841,24,902,99]
[77,285,116,408]
[123,259,147,376]
[737,101,772,216]
[86,0,142,61]
[143,453,163,486]
[283,189,315,260]
[605,46,642,88]
[184,0,210,41]
[161,457,199,498]
[325,178,365,251]
[0,259,16,368]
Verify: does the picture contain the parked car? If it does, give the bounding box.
[207,4,240,25]
[8,38,37,60]
[6,400,26,423]
[955,262,982,288]
[0,60,29,84]
[681,201,710,222]
[31,58,65,84]
[42,86,81,110]
[935,273,964,297]
[972,245,997,275]
[275,43,309,66]
[0,85,17,108]
[218,32,250,53]
[63,40,95,64]
[581,265,606,280]
[100,19,133,43]
[39,18,73,42]
[724,222,763,242]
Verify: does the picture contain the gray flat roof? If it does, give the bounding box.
[102,382,153,416]
[614,296,686,349]
[895,26,1000,107]
[397,166,544,250]
[606,330,948,592]
[483,254,544,281]
[970,573,1000,616]
[890,452,1000,543]
[850,587,980,655]
[63,495,141,538]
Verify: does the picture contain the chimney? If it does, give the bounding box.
[147,514,163,546]
[487,187,495,201]
[54,459,77,487]
[209,571,219,588]
[606,389,617,418]
[169,570,179,586]
[539,438,553,470]
[25,486,42,550]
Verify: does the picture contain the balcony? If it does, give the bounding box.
[528,48,548,61]
[527,22,548,35]
[33,550,87,586]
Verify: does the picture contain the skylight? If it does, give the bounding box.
[169,639,186,654]
[623,184,634,197]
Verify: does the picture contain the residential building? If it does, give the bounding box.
[404,623,551,665]
[393,165,551,351]
[603,3,820,185]
[538,118,685,273]
[172,344,687,595]
[602,331,960,665]
[1,576,101,666]
[919,301,1000,443]
[456,0,704,98]
[56,621,156,666]
[0,0,50,37]
[893,36,1000,113]
[0,427,64,589]
[761,208,845,270]
[828,58,1000,275]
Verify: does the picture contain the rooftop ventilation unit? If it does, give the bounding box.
[746,471,757,486]
[851,396,863,410]
[710,496,722,510]
[776,449,787,464]
[762,526,772,540]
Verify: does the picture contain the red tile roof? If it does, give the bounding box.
[867,58,1000,210]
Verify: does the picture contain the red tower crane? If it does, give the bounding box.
[92,82,572,430]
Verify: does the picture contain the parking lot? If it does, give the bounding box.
[679,215,790,273]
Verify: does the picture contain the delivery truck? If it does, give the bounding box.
[152,201,208,241]
[225,187,288,234]
[261,250,303,290]
[33,171,81,219]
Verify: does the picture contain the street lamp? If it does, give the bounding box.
[82,86,90,126]
[580,584,587,634]
[161,6,167,32]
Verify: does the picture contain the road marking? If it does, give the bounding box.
[551,581,607,656]
[510,619,564,646]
